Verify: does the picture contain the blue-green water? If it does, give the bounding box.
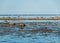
[0,20,60,43]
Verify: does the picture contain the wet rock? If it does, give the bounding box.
[9,22,15,27]
[0,23,9,27]
[18,23,25,29]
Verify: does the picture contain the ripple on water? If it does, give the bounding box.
[0,22,60,43]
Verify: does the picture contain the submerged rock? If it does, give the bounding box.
[42,27,53,33]
[0,27,10,35]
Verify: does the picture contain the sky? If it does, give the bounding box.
[0,0,60,14]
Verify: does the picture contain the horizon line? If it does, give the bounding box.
[0,14,60,16]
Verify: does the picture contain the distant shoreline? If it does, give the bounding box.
[0,16,60,20]
[0,18,59,20]
[0,14,60,16]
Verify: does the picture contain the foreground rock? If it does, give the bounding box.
[17,23,26,29]
[9,22,15,27]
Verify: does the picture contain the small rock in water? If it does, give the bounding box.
[9,22,16,27]
[18,23,26,29]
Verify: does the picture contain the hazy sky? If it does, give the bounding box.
[0,0,60,14]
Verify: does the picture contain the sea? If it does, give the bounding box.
[0,14,60,43]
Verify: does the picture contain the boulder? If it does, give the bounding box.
[18,23,25,29]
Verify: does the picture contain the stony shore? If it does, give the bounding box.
[0,16,60,20]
